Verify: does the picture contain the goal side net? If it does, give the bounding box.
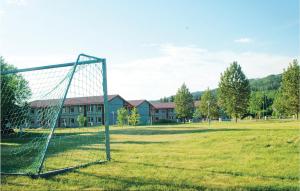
[1,54,110,176]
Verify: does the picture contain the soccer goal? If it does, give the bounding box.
[1,54,110,177]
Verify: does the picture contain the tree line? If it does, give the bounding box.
[174,60,299,122]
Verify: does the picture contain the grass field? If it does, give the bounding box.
[1,120,300,190]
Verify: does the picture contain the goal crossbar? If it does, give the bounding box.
[1,54,104,75]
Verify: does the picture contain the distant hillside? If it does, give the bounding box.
[158,74,282,102]
[249,74,282,91]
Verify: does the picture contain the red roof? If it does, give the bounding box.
[128,100,146,107]
[30,95,121,108]
[151,102,175,109]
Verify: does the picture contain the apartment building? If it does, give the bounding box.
[151,102,177,122]
[30,95,200,127]
[30,95,131,127]
[128,100,155,125]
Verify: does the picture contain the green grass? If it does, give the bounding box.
[1,120,300,190]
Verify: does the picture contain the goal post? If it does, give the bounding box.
[0,54,110,176]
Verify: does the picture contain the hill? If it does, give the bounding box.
[249,74,282,91]
[159,74,282,101]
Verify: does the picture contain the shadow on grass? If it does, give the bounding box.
[1,127,248,174]
[110,128,250,136]
[1,129,107,174]
[115,161,300,181]
[111,140,166,145]
[71,170,207,190]
[1,127,171,174]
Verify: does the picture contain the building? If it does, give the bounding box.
[29,94,201,127]
[128,100,155,125]
[151,102,177,122]
[30,95,131,127]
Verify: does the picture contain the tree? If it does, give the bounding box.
[77,115,86,127]
[280,59,300,119]
[117,107,128,126]
[248,92,264,119]
[272,90,287,118]
[193,108,202,121]
[198,88,219,120]
[218,62,250,122]
[248,91,274,119]
[1,57,32,133]
[160,97,169,103]
[174,83,194,122]
[169,96,175,102]
[128,107,140,126]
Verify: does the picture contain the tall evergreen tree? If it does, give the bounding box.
[198,88,219,120]
[218,62,250,122]
[170,96,175,102]
[280,59,300,119]
[174,83,194,122]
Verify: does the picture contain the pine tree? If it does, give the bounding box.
[281,59,300,119]
[174,83,194,122]
[218,62,250,122]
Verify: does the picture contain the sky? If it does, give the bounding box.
[0,0,299,100]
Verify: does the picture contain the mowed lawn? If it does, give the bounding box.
[1,120,300,190]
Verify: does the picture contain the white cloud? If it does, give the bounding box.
[1,44,294,100]
[234,37,253,43]
[108,44,293,100]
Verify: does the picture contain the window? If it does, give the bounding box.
[79,106,83,113]
[155,117,159,120]
[155,109,159,113]
[88,117,94,126]
[62,107,67,113]
[96,105,102,112]
[70,106,75,113]
[162,110,166,113]
[61,118,67,127]
[88,105,93,112]
[96,117,102,123]
[70,118,75,124]
[88,117,93,123]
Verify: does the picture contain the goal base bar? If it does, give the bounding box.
[1,160,108,178]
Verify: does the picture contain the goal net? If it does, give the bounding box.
[1,54,110,176]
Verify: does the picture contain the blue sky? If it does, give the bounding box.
[0,0,299,99]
